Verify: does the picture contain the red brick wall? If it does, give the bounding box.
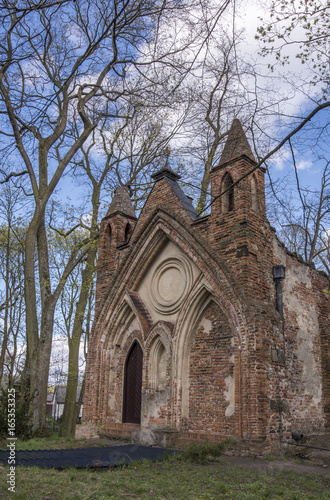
[185,303,236,436]
[95,212,136,319]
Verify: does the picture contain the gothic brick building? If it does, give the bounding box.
[80,119,330,453]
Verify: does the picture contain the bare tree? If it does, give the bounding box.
[169,30,258,214]
[267,149,330,272]
[56,99,188,436]
[0,185,26,389]
[0,0,228,432]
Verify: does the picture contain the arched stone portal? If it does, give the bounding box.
[122,341,143,424]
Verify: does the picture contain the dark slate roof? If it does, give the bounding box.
[150,151,198,220]
[218,119,256,166]
[105,186,136,219]
[166,177,199,220]
[151,164,181,182]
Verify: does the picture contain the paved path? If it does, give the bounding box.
[0,444,177,468]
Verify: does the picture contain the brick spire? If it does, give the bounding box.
[105,185,136,219]
[219,119,255,166]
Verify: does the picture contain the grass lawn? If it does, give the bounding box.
[1,459,330,500]
[0,436,108,451]
[0,438,329,499]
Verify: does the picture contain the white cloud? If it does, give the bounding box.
[268,145,291,171]
[296,159,313,171]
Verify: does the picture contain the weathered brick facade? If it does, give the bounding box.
[81,119,330,453]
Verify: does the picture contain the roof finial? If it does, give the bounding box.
[163,147,170,169]
[151,147,181,182]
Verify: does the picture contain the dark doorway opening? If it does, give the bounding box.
[123,341,143,424]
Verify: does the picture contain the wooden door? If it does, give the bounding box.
[123,341,143,424]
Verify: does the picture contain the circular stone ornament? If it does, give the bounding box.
[150,257,193,314]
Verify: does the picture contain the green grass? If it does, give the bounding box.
[0,459,329,499]
[180,439,230,464]
[0,435,107,451]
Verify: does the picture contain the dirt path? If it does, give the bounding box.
[95,435,330,476]
[221,455,330,475]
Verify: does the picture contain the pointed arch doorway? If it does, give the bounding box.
[123,341,143,424]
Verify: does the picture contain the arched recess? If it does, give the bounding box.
[99,300,143,424]
[143,321,173,426]
[173,282,240,431]
[146,322,171,387]
[100,292,150,422]
[149,337,167,390]
[251,175,258,211]
[124,223,132,243]
[123,341,143,424]
[102,298,136,346]
[175,286,216,422]
[221,172,234,213]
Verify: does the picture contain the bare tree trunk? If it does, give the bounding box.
[196,141,220,214]
[75,374,85,426]
[25,209,56,433]
[0,224,11,386]
[24,215,41,431]
[60,256,96,436]
[61,192,99,437]
[30,314,54,433]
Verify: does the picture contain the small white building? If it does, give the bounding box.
[52,384,83,421]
